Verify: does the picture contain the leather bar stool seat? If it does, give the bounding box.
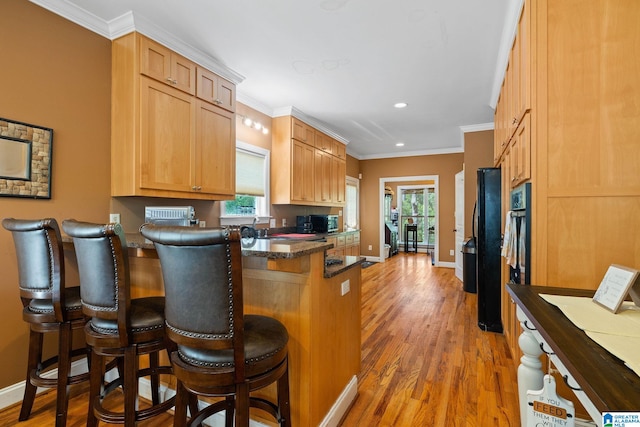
[2,217,90,427]
[62,219,175,426]
[140,224,291,427]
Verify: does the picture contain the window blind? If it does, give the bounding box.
[236,149,266,196]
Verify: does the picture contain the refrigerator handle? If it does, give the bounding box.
[472,201,477,241]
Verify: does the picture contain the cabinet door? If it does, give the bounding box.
[140,36,195,95]
[196,67,236,112]
[315,149,332,203]
[140,77,195,193]
[333,140,346,160]
[291,140,315,202]
[140,37,172,85]
[331,156,346,204]
[315,131,333,154]
[196,100,235,196]
[292,118,314,144]
[512,113,531,186]
[516,0,531,120]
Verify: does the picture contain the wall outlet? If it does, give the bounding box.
[269,218,276,228]
[450,249,454,256]
[109,213,120,224]
[282,218,287,227]
[199,221,206,228]
[341,279,350,296]
[368,245,372,251]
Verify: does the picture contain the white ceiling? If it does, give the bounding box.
[32,0,519,159]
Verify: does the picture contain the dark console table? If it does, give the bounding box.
[507,284,640,426]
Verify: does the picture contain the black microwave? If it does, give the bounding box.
[309,214,339,234]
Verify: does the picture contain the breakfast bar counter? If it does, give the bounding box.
[64,231,363,426]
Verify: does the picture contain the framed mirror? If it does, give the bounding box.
[0,117,53,199]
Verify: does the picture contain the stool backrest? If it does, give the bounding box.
[140,225,245,370]
[2,217,66,320]
[62,220,130,328]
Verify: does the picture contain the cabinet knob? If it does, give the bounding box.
[214,98,222,105]
[192,186,202,191]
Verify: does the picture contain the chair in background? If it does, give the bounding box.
[139,224,291,427]
[2,217,90,427]
[62,219,175,426]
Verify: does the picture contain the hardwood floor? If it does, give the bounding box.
[0,252,520,426]
[339,253,520,426]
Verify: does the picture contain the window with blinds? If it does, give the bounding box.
[220,141,270,223]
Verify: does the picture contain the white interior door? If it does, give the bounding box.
[454,171,464,281]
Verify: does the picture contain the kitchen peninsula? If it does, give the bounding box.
[68,232,364,427]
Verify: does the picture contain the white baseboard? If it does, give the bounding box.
[0,358,88,411]
[319,375,358,427]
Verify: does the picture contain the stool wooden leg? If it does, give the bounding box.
[277,361,291,427]
[55,322,73,427]
[123,346,138,426]
[149,351,160,405]
[235,382,250,427]
[19,329,42,421]
[224,396,234,427]
[173,381,189,427]
[87,348,102,427]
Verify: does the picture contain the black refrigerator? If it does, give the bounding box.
[475,168,502,333]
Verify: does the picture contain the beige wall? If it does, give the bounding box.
[359,153,464,261]
[463,130,495,236]
[0,0,112,388]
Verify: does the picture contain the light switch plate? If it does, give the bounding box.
[109,213,120,224]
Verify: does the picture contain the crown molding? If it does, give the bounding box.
[29,0,244,85]
[489,0,524,109]
[273,106,350,145]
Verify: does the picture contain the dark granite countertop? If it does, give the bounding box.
[323,255,366,278]
[64,232,364,277]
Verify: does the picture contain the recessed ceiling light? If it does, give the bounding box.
[395,142,405,147]
[394,102,408,109]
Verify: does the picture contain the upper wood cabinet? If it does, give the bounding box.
[111,32,236,200]
[272,116,346,206]
[291,139,315,203]
[292,117,314,144]
[494,0,531,165]
[196,67,236,112]
[140,36,196,95]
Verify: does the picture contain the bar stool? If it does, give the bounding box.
[140,224,291,427]
[404,224,418,253]
[62,219,175,426]
[2,217,90,427]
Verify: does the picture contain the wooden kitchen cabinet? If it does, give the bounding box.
[291,140,315,203]
[496,0,640,369]
[327,231,360,257]
[315,149,332,203]
[493,0,531,166]
[331,156,346,204]
[196,66,236,112]
[272,116,346,206]
[140,36,196,95]
[292,117,315,144]
[111,32,236,200]
[315,130,333,154]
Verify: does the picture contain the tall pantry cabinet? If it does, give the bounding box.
[111,32,236,200]
[495,0,640,365]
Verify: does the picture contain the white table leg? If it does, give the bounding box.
[516,306,544,426]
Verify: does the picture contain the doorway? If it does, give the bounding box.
[379,175,439,264]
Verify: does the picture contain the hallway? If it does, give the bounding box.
[340,253,520,426]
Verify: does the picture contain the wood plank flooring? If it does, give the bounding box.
[0,252,520,426]
[340,253,520,426]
